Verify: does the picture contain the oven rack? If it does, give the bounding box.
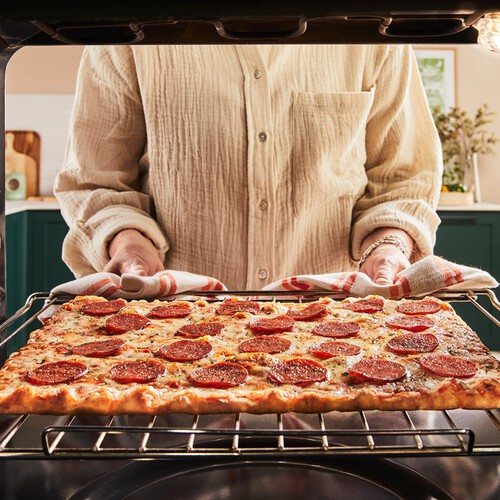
[0,289,498,460]
[1,288,500,342]
[0,409,499,460]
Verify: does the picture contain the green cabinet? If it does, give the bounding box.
[5,211,31,354]
[27,211,75,292]
[6,210,74,353]
[6,212,28,324]
[435,210,500,350]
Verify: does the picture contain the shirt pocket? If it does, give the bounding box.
[291,90,375,215]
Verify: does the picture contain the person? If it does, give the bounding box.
[54,44,442,289]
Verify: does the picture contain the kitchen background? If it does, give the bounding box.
[5,44,500,204]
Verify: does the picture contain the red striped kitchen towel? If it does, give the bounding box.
[40,256,497,321]
[263,255,498,298]
[39,270,226,322]
[48,269,227,300]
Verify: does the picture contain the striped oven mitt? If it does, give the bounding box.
[263,255,498,298]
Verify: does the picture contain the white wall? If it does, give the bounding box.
[5,46,82,197]
[453,45,500,204]
[5,44,500,202]
[5,94,75,196]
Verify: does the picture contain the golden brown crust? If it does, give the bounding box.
[0,295,499,415]
[1,379,499,415]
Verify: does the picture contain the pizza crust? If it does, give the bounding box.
[1,380,499,415]
[0,295,498,415]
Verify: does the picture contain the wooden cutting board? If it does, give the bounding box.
[5,130,40,198]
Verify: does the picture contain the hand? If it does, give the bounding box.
[103,229,165,276]
[358,228,414,285]
[359,244,411,285]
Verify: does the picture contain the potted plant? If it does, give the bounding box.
[433,104,499,205]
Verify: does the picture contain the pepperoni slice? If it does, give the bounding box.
[26,361,88,385]
[309,341,361,359]
[342,297,384,313]
[419,354,478,378]
[216,299,261,316]
[158,340,212,361]
[286,302,328,321]
[149,302,193,319]
[248,315,295,334]
[269,358,328,386]
[105,313,152,334]
[81,299,126,316]
[311,321,360,338]
[188,362,248,388]
[72,338,125,358]
[386,315,435,332]
[396,299,441,315]
[386,333,439,354]
[349,358,406,384]
[239,335,292,354]
[109,360,165,383]
[176,322,224,338]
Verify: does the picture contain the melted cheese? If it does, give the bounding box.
[0,295,498,412]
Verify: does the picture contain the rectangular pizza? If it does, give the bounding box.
[0,294,498,415]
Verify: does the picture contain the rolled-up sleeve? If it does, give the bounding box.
[54,46,168,277]
[351,45,443,262]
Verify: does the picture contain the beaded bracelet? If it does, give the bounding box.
[357,234,411,269]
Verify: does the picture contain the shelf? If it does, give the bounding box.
[1,409,499,460]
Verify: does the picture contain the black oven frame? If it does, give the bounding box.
[0,2,499,483]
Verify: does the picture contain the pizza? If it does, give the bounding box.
[0,294,498,415]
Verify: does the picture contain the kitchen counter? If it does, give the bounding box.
[5,199,60,215]
[437,202,500,211]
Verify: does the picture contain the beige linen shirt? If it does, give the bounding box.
[55,44,442,289]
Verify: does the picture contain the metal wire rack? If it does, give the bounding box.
[0,408,499,459]
[0,290,499,460]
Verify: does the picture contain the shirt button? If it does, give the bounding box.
[259,199,268,211]
[258,132,267,142]
[254,70,262,79]
[258,269,268,280]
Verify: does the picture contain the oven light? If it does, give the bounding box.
[474,12,500,52]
